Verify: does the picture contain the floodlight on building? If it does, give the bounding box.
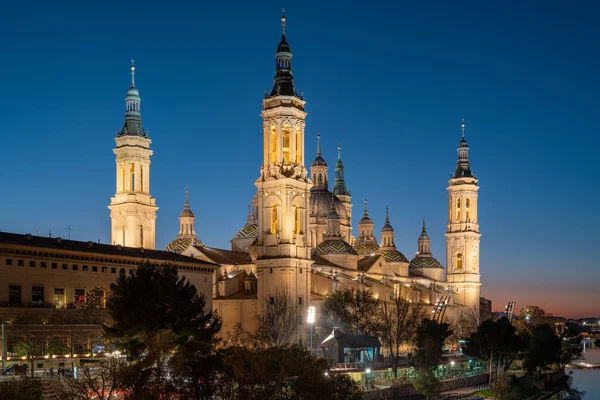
[307,306,316,324]
[366,368,371,374]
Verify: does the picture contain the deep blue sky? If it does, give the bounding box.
[1,1,598,317]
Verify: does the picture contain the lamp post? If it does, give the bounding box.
[307,306,315,355]
[1,319,7,371]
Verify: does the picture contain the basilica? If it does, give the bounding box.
[107,14,482,342]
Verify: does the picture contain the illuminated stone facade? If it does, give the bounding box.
[108,63,158,249]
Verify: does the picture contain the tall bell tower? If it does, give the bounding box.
[445,120,481,318]
[254,13,312,337]
[108,62,158,249]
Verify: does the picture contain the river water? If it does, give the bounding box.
[568,346,600,398]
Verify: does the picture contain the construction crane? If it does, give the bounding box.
[505,301,516,322]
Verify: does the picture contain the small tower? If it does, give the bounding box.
[254,13,312,343]
[418,219,431,255]
[310,133,328,190]
[356,198,376,245]
[108,61,158,248]
[325,201,341,239]
[332,145,353,240]
[380,206,395,249]
[445,120,481,319]
[409,219,444,281]
[177,188,197,241]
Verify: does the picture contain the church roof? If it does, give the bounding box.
[233,223,258,239]
[409,256,443,269]
[196,246,253,265]
[165,238,195,254]
[357,255,380,272]
[354,242,379,256]
[313,239,357,256]
[310,190,348,219]
[381,249,409,263]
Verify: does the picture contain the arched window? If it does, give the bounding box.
[466,199,471,220]
[139,226,144,247]
[269,127,277,163]
[295,207,301,234]
[282,125,291,163]
[456,198,461,220]
[121,164,125,192]
[296,130,302,163]
[140,165,144,192]
[130,163,135,192]
[270,205,277,234]
[456,253,463,269]
[318,173,322,185]
[313,174,316,182]
[122,226,126,245]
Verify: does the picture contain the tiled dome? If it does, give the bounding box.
[314,239,357,255]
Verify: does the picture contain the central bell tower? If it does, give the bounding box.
[254,13,312,340]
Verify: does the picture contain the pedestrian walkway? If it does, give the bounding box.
[440,383,488,397]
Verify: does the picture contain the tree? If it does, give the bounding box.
[522,324,561,378]
[412,368,438,400]
[14,334,46,377]
[0,377,43,400]
[517,306,553,334]
[558,324,582,369]
[59,357,125,400]
[216,345,363,400]
[448,307,479,345]
[595,338,600,349]
[322,289,380,335]
[465,317,523,386]
[254,289,302,346]
[414,318,452,372]
[378,297,424,376]
[105,262,221,398]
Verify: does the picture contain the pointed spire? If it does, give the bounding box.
[364,198,368,215]
[317,132,322,156]
[180,187,195,218]
[281,8,286,36]
[381,205,394,232]
[422,218,426,232]
[130,59,135,86]
[269,11,295,97]
[418,218,431,255]
[119,60,146,137]
[333,144,350,196]
[453,119,472,179]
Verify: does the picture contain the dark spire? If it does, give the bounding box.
[359,198,373,225]
[418,218,431,255]
[381,205,394,232]
[332,145,350,196]
[453,118,472,178]
[311,133,327,167]
[119,60,147,138]
[269,11,296,97]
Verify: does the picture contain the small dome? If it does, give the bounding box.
[180,207,195,218]
[381,221,393,232]
[409,256,443,269]
[359,215,374,225]
[277,36,291,53]
[233,223,258,239]
[165,238,193,254]
[354,243,379,256]
[314,239,357,255]
[311,155,328,167]
[381,250,409,263]
[310,190,348,219]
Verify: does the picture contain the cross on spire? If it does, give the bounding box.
[281,8,286,36]
[461,118,465,139]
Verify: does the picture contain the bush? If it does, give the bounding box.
[0,377,43,400]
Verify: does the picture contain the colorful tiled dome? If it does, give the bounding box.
[409,256,443,269]
[354,243,379,255]
[165,238,193,254]
[381,249,409,263]
[233,224,258,239]
[314,239,357,255]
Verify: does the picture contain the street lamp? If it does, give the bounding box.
[307,306,316,355]
[1,319,9,371]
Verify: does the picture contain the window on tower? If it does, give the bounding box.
[270,205,277,234]
[269,127,277,163]
[130,163,135,192]
[466,199,471,220]
[282,125,291,163]
[295,130,302,163]
[140,165,144,193]
[456,199,461,220]
[139,226,144,247]
[456,253,463,270]
[295,207,301,234]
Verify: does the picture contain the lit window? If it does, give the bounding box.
[282,125,291,163]
[456,253,463,270]
[269,126,277,163]
[270,205,277,234]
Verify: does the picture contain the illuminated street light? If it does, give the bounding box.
[307,306,316,355]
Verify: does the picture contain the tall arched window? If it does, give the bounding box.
[121,164,125,192]
[295,131,302,163]
[270,205,277,234]
[282,125,291,163]
[318,173,322,185]
[140,165,144,193]
[295,206,301,234]
[139,226,144,247]
[466,199,471,220]
[456,198,461,220]
[269,127,277,163]
[122,226,126,245]
[456,253,463,269]
[130,163,135,192]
